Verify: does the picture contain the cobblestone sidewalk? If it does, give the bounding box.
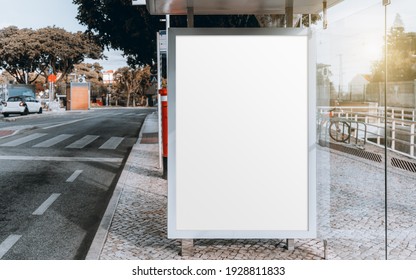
[89,113,416,260]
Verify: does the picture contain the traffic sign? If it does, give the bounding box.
[48,74,57,83]
[132,0,146,5]
[159,30,167,53]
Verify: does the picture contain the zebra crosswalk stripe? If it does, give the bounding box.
[0,133,47,147]
[0,133,128,150]
[0,235,22,259]
[66,135,99,149]
[33,134,74,148]
[99,137,124,150]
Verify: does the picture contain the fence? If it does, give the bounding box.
[317,80,416,108]
[318,106,416,159]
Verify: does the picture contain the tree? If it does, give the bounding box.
[255,14,321,27]
[0,26,103,84]
[73,1,322,67]
[372,14,416,82]
[71,62,107,99]
[73,62,103,83]
[0,27,43,84]
[73,0,259,66]
[113,65,151,106]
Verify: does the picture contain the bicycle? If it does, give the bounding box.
[328,109,351,143]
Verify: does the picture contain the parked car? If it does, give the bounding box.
[1,96,42,117]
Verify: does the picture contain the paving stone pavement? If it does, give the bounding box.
[90,113,416,260]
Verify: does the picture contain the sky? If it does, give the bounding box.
[0,0,128,71]
[1,0,416,78]
[320,0,416,88]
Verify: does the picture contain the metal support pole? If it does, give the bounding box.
[383,0,390,261]
[285,0,293,28]
[392,121,396,151]
[377,117,381,145]
[414,79,416,111]
[157,32,163,169]
[160,87,168,179]
[286,239,294,251]
[323,1,328,29]
[187,1,194,28]
[410,124,415,157]
[49,82,54,111]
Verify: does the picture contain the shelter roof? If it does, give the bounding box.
[146,0,343,15]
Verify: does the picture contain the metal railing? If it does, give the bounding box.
[318,106,416,159]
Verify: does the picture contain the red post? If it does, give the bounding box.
[159,87,168,178]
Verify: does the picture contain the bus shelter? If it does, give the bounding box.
[145,0,343,254]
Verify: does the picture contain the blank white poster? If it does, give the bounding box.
[169,30,314,238]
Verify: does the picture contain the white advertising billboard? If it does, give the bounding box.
[168,28,316,239]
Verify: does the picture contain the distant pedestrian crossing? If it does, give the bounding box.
[0,133,47,147]
[0,133,127,150]
[98,136,124,150]
[33,134,73,148]
[66,135,100,149]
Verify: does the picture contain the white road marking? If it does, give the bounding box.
[66,170,83,182]
[33,134,74,148]
[42,117,94,130]
[66,135,99,149]
[32,193,61,215]
[0,156,123,163]
[0,235,22,259]
[99,137,124,150]
[0,133,47,147]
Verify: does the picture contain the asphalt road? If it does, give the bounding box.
[0,108,155,259]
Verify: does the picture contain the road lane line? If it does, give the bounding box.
[33,134,74,148]
[32,193,61,215]
[42,117,94,130]
[0,133,47,147]
[0,235,22,259]
[66,170,83,182]
[99,137,124,150]
[0,156,123,163]
[66,135,99,149]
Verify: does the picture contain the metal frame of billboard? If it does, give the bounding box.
[168,28,317,239]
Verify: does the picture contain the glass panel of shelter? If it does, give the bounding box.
[386,0,416,260]
[316,2,387,259]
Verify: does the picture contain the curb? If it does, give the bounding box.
[0,110,84,122]
[85,112,157,260]
[0,125,37,139]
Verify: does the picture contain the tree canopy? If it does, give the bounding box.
[0,26,103,84]
[73,0,259,66]
[113,65,151,106]
[372,15,416,82]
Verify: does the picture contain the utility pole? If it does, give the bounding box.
[338,54,343,100]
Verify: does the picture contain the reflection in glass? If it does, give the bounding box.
[316,3,386,259]
[386,0,416,260]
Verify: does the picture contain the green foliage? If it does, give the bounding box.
[0,26,103,84]
[73,0,258,66]
[372,23,416,82]
[74,62,106,97]
[113,65,151,106]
